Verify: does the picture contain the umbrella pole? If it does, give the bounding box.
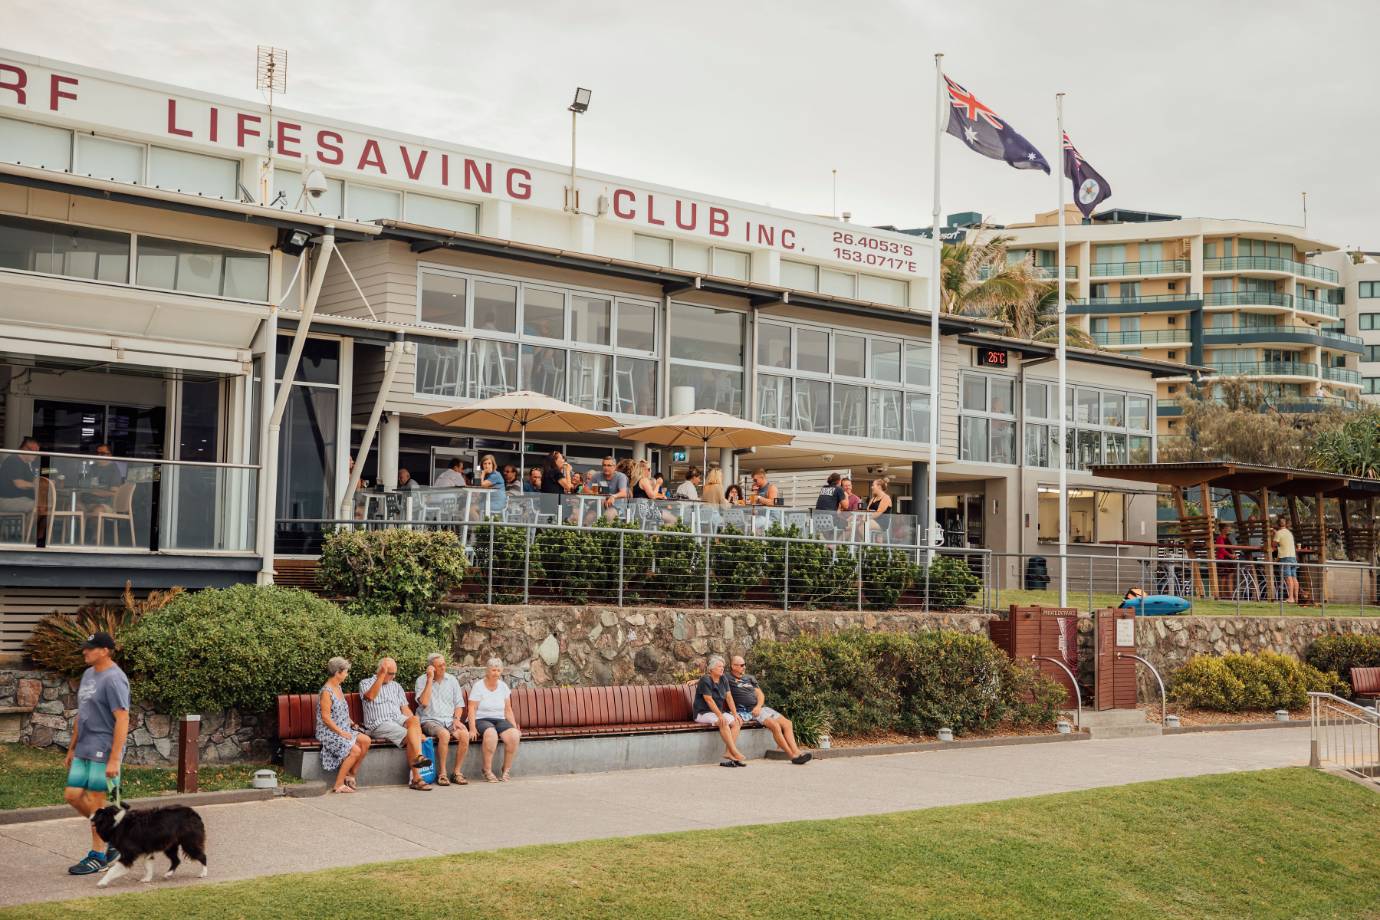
[520,422,527,472]
[703,437,709,479]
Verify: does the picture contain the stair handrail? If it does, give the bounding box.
[1031,655,1081,732]
[1116,653,1166,726]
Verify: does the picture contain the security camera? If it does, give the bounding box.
[303,167,329,198]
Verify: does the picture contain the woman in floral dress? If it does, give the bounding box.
[316,657,371,793]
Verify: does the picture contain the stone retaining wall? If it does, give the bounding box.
[0,669,272,765]
[448,603,996,687]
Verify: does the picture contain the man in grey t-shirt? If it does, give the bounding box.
[64,631,131,876]
[587,457,630,519]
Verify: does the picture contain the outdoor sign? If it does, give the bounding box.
[977,347,1009,368]
[1116,617,1135,647]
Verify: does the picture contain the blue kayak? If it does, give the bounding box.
[1120,595,1190,616]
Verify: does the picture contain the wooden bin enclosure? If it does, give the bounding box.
[988,605,1079,707]
[1093,607,1138,710]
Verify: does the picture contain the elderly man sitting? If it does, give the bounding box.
[415,653,469,786]
[694,655,749,767]
[359,657,433,791]
[729,655,810,764]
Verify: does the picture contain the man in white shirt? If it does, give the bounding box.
[675,467,701,501]
[415,653,469,786]
[433,458,468,488]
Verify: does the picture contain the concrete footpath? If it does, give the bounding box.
[0,728,1306,908]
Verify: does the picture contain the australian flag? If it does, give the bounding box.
[944,75,1049,173]
[1063,131,1112,218]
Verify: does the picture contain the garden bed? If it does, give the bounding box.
[1147,707,1307,727]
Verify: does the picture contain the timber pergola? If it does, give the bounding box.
[1090,461,1380,601]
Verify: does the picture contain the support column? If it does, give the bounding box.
[379,412,401,491]
[911,460,929,540]
[632,441,648,463]
[718,448,734,480]
[1259,487,1276,600]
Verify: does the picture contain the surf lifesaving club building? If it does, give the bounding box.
[0,49,1189,655]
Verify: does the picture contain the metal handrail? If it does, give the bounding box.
[1307,692,1380,774]
[1031,655,1081,731]
[1116,653,1166,725]
[0,447,259,470]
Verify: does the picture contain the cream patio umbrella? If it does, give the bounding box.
[616,408,795,476]
[425,390,618,463]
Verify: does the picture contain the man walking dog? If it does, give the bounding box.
[63,631,130,876]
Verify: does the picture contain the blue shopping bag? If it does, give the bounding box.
[419,736,438,784]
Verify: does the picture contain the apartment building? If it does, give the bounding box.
[1323,251,1380,403]
[998,206,1362,435]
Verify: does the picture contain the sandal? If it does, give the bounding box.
[412,755,433,769]
[435,774,450,787]
[344,776,357,789]
[409,778,432,791]
[500,770,511,782]
[484,770,499,783]
[452,773,468,785]
[332,784,355,794]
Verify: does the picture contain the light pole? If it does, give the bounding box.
[567,87,592,213]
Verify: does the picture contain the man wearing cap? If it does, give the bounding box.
[63,631,130,876]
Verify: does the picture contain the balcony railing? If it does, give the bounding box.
[0,449,258,553]
[1324,366,1362,385]
[1203,291,1292,308]
[1090,259,1190,277]
[1208,361,1319,378]
[1084,293,1199,307]
[1203,256,1339,283]
[1092,330,1191,346]
[978,264,1077,280]
[1159,394,1359,414]
[1201,324,1364,346]
[1295,297,1341,318]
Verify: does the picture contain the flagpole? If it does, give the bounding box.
[1056,92,1069,608]
[926,52,944,566]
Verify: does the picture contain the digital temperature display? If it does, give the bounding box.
[977,347,1009,368]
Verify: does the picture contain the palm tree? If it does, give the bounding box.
[940,233,1093,347]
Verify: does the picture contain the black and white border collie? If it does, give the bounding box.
[90,803,208,887]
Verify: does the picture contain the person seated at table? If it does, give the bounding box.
[474,454,508,517]
[652,471,668,499]
[525,466,543,493]
[434,457,468,489]
[358,657,433,791]
[631,460,675,525]
[540,451,573,495]
[724,484,745,506]
[701,469,726,508]
[0,436,44,536]
[862,478,893,541]
[840,477,862,512]
[748,469,778,507]
[588,457,630,519]
[397,468,421,491]
[815,472,845,511]
[676,467,701,501]
[570,471,585,492]
[80,443,124,517]
[1214,531,1236,595]
[501,464,523,495]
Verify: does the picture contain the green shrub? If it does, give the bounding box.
[533,526,600,604]
[917,554,982,608]
[749,628,1064,741]
[762,525,857,608]
[24,583,183,676]
[861,548,915,609]
[708,527,768,606]
[593,520,654,605]
[317,529,467,641]
[1170,652,1342,712]
[121,585,432,716]
[650,525,704,606]
[1305,635,1380,694]
[471,522,540,604]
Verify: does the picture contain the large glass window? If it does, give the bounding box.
[834,334,866,378]
[758,322,791,369]
[420,273,467,327]
[0,117,72,169]
[136,237,268,300]
[670,303,745,415]
[521,344,567,400]
[958,371,1016,464]
[799,328,830,374]
[712,248,750,280]
[1024,380,1154,470]
[473,280,518,334]
[617,300,657,353]
[571,294,611,346]
[522,287,565,339]
[0,214,130,282]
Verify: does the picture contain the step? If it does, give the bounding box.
[1085,723,1163,740]
[1065,708,1152,728]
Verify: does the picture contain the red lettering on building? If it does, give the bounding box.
[506,167,532,200]
[755,224,775,247]
[0,64,26,104]
[674,200,697,231]
[646,194,665,226]
[708,207,729,238]
[316,130,344,165]
[208,106,219,142]
[48,75,77,111]
[781,228,796,250]
[440,153,449,186]
[463,158,491,193]
[166,98,192,137]
[276,120,302,158]
[236,112,262,148]
[400,146,427,180]
[612,188,635,219]
[357,139,386,173]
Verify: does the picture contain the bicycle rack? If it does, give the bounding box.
[1117,653,1166,725]
[1031,655,1081,732]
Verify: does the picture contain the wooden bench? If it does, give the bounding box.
[276,684,765,783]
[1350,667,1380,704]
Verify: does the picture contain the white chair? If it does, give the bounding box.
[92,481,136,547]
[613,365,636,414]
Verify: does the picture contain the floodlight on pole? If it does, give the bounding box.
[566,88,591,213]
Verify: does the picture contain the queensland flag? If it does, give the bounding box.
[1063,131,1112,218]
[944,75,1049,173]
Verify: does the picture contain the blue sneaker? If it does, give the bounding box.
[105,846,120,863]
[68,851,107,876]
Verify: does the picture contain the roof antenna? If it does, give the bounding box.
[832,168,838,219]
[255,46,288,206]
[1301,191,1308,230]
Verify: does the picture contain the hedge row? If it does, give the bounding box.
[1168,651,1346,712]
[748,628,1066,744]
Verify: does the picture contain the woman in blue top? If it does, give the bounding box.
[477,454,508,516]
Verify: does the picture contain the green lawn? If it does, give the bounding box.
[8,768,1380,920]
[0,743,297,811]
[990,587,1380,617]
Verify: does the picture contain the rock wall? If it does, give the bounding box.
[0,668,272,765]
[448,603,996,686]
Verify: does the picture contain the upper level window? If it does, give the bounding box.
[960,372,1016,464]
[75,135,145,184]
[346,184,402,222]
[274,170,345,219]
[405,193,479,234]
[633,233,673,266]
[0,214,130,283]
[1360,281,1380,299]
[1025,381,1153,469]
[136,237,269,300]
[711,248,750,280]
[148,146,238,199]
[0,117,72,170]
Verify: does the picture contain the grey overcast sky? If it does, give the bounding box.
[9,0,1379,248]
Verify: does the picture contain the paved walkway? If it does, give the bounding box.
[0,728,1307,908]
